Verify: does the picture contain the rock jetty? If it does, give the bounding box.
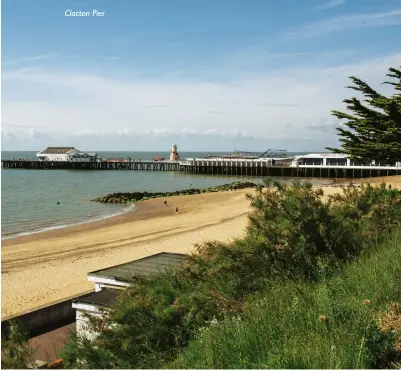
[92,181,258,204]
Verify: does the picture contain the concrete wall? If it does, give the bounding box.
[1,291,93,339]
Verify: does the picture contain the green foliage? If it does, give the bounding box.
[1,321,36,369]
[328,183,401,247]
[62,179,401,368]
[172,231,401,369]
[244,179,356,280]
[61,331,121,369]
[327,66,401,163]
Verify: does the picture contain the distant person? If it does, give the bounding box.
[164,200,167,207]
[175,207,179,213]
[389,184,392,190]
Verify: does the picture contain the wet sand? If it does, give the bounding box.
[335,175,401,188]
[2,177,400,318]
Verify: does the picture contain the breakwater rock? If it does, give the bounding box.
[92,181,258,204]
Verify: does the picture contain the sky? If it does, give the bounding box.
[1,0,400,152]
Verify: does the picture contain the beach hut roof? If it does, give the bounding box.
[88,252,187,283]
[72,289,121,308]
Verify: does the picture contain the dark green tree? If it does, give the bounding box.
[327,67,401,163]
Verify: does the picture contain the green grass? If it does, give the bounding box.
[171,230,401,369]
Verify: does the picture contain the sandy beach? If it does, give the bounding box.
[2,177,400,318]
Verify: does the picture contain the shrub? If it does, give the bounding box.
[1,321,36,369]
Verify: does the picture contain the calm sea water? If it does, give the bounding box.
[1,151,327,239]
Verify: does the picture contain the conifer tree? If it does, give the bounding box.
[327,67,401,164]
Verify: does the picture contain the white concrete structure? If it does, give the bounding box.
[75,305,101,341]
[72,289,121,341]
[36,147,97,162]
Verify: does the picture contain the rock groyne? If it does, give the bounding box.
[92,181,258,204]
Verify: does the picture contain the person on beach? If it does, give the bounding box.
[164,200,167,207]
[176,207,179,213]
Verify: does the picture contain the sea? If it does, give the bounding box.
[1,151,329,239]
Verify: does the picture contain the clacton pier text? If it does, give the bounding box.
[65,10,105,17]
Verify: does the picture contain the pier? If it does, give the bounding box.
[2,158,401,179]
[1,159,180,171]
[179,158,401,178]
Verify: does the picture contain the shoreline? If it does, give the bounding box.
[3,175,394,242]
[1,179,322,243]
[2,177,400,317]
[1,203,136,242]
[2,186,256,248]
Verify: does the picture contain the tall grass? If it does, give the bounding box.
[172,230,401,369]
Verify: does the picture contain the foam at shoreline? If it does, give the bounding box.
[2,204,136,241]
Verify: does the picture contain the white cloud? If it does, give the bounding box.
[2,51,400,151]
[315,0,346,10]
[69,127,257,139]
[2,53,56,65]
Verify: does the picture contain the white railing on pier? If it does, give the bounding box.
[295,164,400,170]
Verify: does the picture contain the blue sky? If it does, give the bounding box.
[1,0,401,151]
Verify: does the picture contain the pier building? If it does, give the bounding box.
[36,147,98,162]
[290,153,401,168]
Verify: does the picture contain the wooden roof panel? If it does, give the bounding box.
[88,252,187,283]
[73,289,121,307]
[40,147,77,154]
